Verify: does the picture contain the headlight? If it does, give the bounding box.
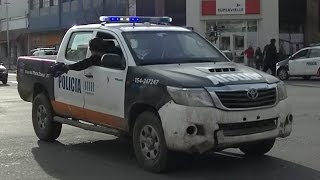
[277,81,287,101]
[167,86,214,107]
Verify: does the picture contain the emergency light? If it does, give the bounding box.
[99,16,172,24]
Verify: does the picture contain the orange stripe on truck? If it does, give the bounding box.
[51,101,127,130]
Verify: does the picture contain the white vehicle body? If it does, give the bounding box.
[17,17,293,172]
[277,46,320,80]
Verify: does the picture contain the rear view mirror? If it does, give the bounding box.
[101,53,125,70]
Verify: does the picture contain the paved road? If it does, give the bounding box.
[0,74,320,180]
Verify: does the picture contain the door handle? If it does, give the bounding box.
[85,74,93,78]
[115,78,123,82]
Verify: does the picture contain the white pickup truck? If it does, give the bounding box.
[17,16,292,173]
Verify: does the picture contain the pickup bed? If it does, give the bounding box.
[17,16,293,173]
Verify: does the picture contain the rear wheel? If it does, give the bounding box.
[32,93,62,141]
[303,75,311,80]
[239,138,276,156]
[278,68,289,80]
[132,111,169,173]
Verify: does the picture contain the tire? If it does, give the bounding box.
[303,76,311,80]
[239,138,275,156]
[32,93,62,141]
[2,79,7,84]
[132,111,169,173]
[278,68,289,80]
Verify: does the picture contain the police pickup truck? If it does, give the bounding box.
[17,16,292,173]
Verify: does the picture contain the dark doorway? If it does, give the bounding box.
[136,0,155,16]
[165,0,186,26]
[279,0,306,33]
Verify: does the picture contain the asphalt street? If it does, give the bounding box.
[0,73,320,180]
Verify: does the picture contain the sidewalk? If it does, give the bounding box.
[8,65,17,74]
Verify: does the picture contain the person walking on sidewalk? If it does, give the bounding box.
[244,45,255,68]
[255,47,263,70]
[263,39,278,76]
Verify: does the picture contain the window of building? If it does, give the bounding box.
[50,0,58,6]
[247,20,257,32]
[65,32,93,62]
[43,0,50,7]
[39,0,44,8]
[30,0,40,9]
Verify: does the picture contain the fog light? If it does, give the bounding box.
[186,125,197,136]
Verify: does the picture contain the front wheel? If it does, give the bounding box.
[133,111,169,173]
[278,68,289,80]
[2,79,7,84]
[32,93,62,141]
[239,138,275,156]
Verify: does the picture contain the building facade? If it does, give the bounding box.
[187,0,278,58]
[0,0,29,65]
[305,0,320,45]
[28,0,128,53]
[189,0,320,57]
[134,0,186,26]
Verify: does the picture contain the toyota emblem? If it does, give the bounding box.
[247,88,259,100]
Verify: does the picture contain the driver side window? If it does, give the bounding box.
[292,50,309,60]
[96,32,126,70]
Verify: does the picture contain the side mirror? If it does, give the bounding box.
[101,53,125,70]
[0,63,3,65]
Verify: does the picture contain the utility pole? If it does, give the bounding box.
[5,0,10,69]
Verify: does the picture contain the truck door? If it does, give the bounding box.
[288,49,309,75]
[53,31,94,119]
[83,31,127,130]
[305,48,320,75]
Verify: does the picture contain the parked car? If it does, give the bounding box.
[276,46,320,80]
[0,63,8,84]
[31,48,58,56]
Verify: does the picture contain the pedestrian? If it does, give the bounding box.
[244,45,255,68]
[263,39,278,76]
[255,47,263,70]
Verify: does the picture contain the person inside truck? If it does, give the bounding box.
[49,37,105,76]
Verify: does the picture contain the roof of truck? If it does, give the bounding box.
[72,23,191,32]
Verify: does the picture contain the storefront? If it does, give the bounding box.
[28,31,66,53]
[187,0,279,60]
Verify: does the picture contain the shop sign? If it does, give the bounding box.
[216,0,245,15]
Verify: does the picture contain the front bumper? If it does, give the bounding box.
[158,100,292,153]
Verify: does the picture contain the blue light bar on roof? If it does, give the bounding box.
[99,16,172,24]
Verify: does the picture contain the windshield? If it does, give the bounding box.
[122,31,228,65]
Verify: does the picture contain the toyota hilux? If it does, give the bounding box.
[17,16,292,173]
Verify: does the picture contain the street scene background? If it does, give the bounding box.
[0,0,320,179]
